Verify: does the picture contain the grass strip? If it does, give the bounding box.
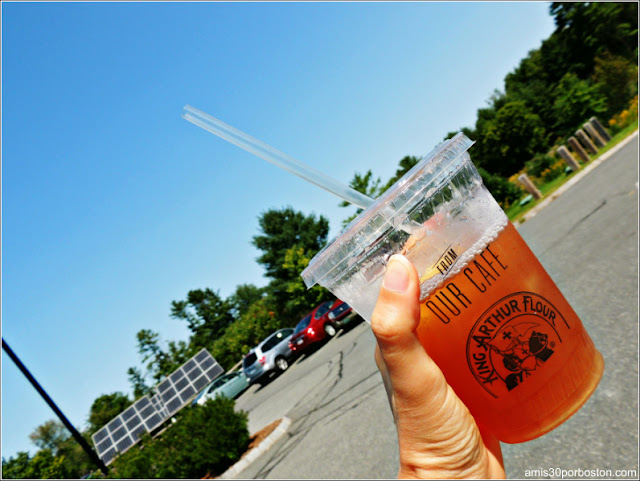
[505,123,638,223]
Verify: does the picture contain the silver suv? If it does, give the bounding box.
[242,328,295,385]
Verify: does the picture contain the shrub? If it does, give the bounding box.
[105,435,157,479]
[107,397,249,478]
[609,95,638,134]
[2,449,68,479]
[540,158,567,183]
[593,52,638,119]
[525,153,556,179]
[156,397,249,478]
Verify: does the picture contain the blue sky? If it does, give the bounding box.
[1,1,556,460]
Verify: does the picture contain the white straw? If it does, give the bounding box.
[182,105,374,209]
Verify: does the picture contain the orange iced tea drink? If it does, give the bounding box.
[302,133,603,444]
[414,221,603,443]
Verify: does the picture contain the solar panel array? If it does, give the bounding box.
[92,349,222,464]
[156,348,223,417]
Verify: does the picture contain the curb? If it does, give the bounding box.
[218,417,292,479]
[517,129,639,224]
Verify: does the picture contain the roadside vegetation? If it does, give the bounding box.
[3,2,638,479]
[505,114,638,223]
[104,398,249,479]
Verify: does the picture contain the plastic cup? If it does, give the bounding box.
[301,133,604,443]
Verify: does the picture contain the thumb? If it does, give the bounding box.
[372,254,505,479]
[371,254,448,410]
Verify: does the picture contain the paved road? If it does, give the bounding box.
[233,136,639,479]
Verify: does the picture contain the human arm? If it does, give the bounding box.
[371,254,506,479]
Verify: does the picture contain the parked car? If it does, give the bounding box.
[288,299,357,355]
[191,371,250,406]
[327,300,361,330]
[242,328,295,385]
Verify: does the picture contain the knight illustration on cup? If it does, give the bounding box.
[487,321,555,391]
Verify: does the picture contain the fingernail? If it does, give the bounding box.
[382,257,410,293]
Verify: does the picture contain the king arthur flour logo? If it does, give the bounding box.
[466,292,569,398]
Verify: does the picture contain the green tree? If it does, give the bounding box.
[593,51,638,118]
[27,449,66,479]
[3,449,67,479]
[281,245,333,320]
[251,207,329,322]
[381,155,422,193]
[29,420,69,455]
[165,340,193,370]
[127,366,152,399]
[2,452,31,479]
[55,433,95,479]
[211,297,285,369]
[340,170,382,204]
[552,72,607,136]
[135,329,163,370]
[504,47,559,131]
[469,91,513,170]
[477,100,548,176]
[228,283,265,318]
[252,207,329,281]
[87,392,132,435]
[171,288,234,347]
[502,2,637,143]
[134,329,171,383]
[550,2,638,64]
[155,397,249,478]
[3,429,95,479]
[131,329,194,384]
[338,170,382,226]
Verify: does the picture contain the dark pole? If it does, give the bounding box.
[2,338,109,476]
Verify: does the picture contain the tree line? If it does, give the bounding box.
[341,2,638,211]
[3,2,637,478]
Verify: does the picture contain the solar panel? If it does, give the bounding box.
[106,417,122,432]
[92,349,223,464]
[158,379,171,392]
[180,385,196,402]
[145,413,164,432]
[125,414,141,430]
[116,436,133,453]
[184,359,196,373]
[93,428,108,443]
[121,406,136,421]
[131,425,146,441]
[102,448,116,465]
[96,438,111,454]
[195,350,209,362]
[153,348,223,417]
[193,374,210,391]
[150,393,169,421]
[200,356,214,370]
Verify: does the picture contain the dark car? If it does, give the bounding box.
[288,299,357,354]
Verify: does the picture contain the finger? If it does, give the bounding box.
[374,343,397,422]
[371,255,448,407]
[372,255,505,478]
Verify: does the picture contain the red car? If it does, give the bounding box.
[288,299,358,354]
